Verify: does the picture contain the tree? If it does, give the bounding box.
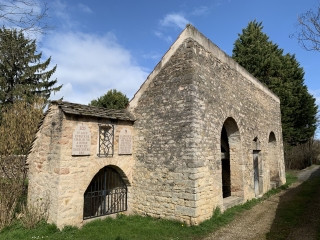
[0,27,61,106]
[0,0,53,37]
[0,97,44,229]
[293,5,320,52]
[232,20,318,145]
[89,89,129,109]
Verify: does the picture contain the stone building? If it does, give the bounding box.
[28,25,286,229]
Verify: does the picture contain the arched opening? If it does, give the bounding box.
[220,117,243,198]
[268,132,279,187]
[221,126,231,198]
[83,166,127,219]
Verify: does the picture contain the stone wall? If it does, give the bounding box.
[131,41,199,224]
[28,105,135,229]
[188,38,285,220]
[28,25,285,228]
[129,25,285,224]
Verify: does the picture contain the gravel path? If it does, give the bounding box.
[203,165,320,240]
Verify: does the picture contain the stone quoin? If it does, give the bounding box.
[27,25,285,229]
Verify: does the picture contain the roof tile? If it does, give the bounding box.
[51,101,135,121]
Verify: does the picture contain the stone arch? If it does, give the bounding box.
[83,165,128,219]
[220,117,243,198]
[268,132,279,186]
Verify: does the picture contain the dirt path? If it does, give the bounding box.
[204,165,320,240]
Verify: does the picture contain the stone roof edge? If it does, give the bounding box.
[128,24,280,111]
[50,100,136,121]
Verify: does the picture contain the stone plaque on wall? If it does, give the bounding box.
[72,123,91,155]
[119,128,132,155]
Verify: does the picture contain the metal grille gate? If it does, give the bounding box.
[83,166,127,219]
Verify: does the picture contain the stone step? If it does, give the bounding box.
[222,196,244,211]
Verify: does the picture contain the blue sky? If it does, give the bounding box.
[37,0,320,106]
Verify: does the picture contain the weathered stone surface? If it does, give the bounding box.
[28,103,135,229]
[28,25,285,229]
[129,25,285,224]
[54,168,70,175]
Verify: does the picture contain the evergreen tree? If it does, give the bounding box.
[232,21,318,145]
[0,27,61,106]
[89,89,129,109]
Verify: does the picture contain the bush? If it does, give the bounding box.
[284,138,320,170]
[0,98,44,230]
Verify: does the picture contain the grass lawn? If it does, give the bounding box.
[266,171,320,239]
[0,172,297,240]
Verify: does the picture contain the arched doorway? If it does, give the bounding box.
[220,117,243,198]
[221,126,231,198]
[83,166,127,219]
[268,132,279,186]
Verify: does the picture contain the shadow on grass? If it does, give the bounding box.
[266,166,320,240]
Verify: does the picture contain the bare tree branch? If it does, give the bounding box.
[0,0,54,37]
[292,4,320,52]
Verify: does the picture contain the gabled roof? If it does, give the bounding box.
[51,101,135,121]
[128,24,280,112]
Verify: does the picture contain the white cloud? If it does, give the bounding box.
[78,3,93,13]
[51,0,78,30]
[154,31,172,43]
[159,13,190,29]
[142,52,162,61]
[155,13,191,43]
[42,31,148,104]
[0,0,47,40]
[51,0,68,20]
[191,6,210,16]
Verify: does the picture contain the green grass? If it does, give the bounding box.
[266,172,320,239]
[0,172,298,240]
[281,171,297,188]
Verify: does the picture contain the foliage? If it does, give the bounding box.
[19,195,50,229]
[89,89,129,110]
[0,98,44,230]
[0,27,61,107]
[232,20,318,145]
[284,138,320,169]
[292,4,320,52]
[0,172,297,239]
[0,0,53,37]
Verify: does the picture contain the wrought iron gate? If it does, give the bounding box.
[83,166,127,219]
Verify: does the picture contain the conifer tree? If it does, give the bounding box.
[232,20,317,145]
[0,27,61,106]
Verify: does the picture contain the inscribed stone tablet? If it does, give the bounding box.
[72,123,91,155]
[119,128,132,155]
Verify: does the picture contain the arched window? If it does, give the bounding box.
[83,166,127,219]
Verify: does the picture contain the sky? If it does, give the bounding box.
[31,0,320,106]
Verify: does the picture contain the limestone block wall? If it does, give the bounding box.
[129,25,285,225]
[27,105,62,224]
[28,106,135,229]
[185,38,285,219]
[131,42,201,224]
